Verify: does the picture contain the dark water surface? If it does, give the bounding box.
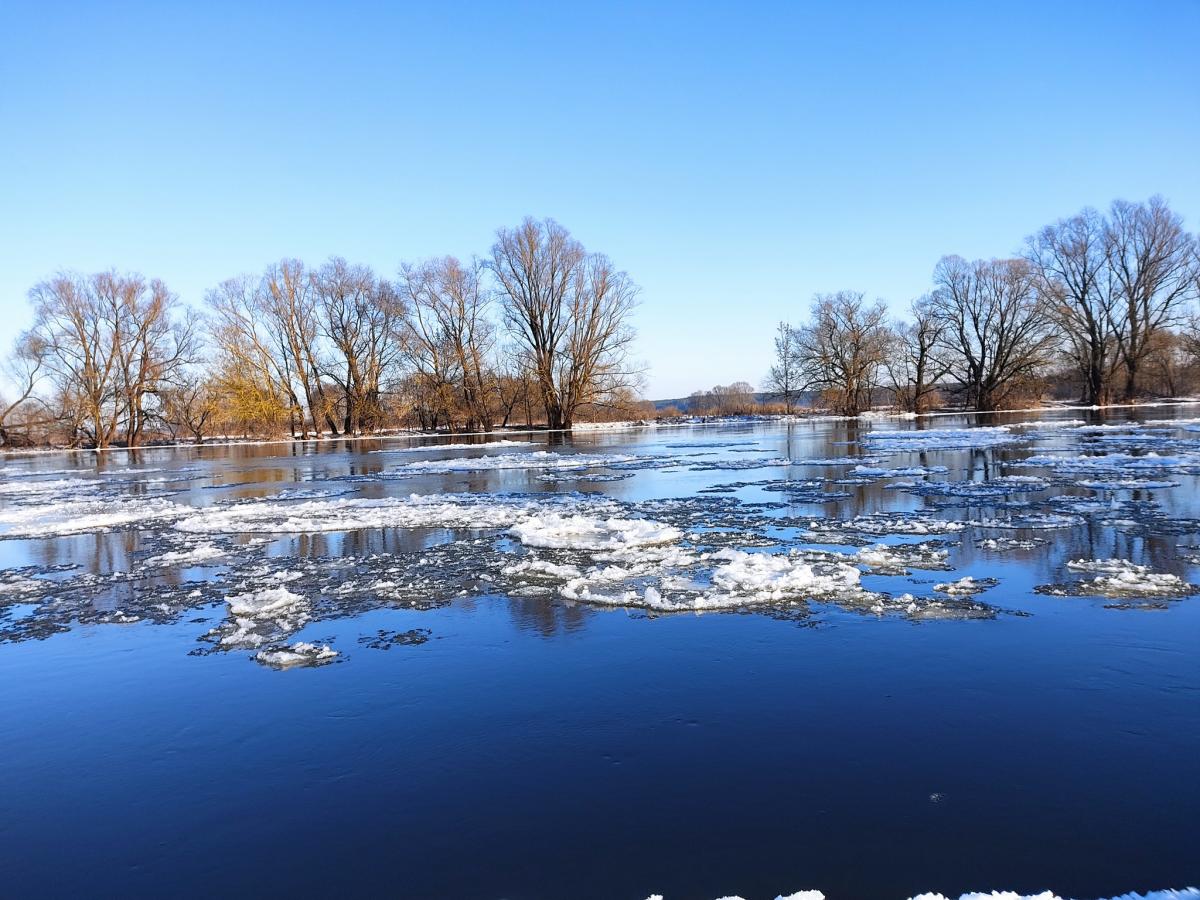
[1,411,1197,899]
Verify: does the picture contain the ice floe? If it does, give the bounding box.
[255,641,339,668]
[0,497,184,538]
[1039,559,1198,599]
[863,427,1024,451]
[176,494,585,534]
[510,513,682,550]
[389,450,637,474]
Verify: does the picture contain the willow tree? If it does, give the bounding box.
[491,218,639,430]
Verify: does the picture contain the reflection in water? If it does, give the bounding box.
[2,412,1200,898]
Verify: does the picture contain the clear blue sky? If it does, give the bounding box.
[1,1,1197,399]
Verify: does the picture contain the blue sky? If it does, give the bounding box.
[1,1,1197,399]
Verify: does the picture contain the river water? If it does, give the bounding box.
[1,410,1197,898]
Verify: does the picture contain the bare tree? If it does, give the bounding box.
[261,259,340,436]
[29,271,194,448]
[401,257,495,432]
[885,295,952,413]
[928,256,1054,411]
[764,322,805,413]
[160,372,218,442]
[793,291,890,416]
[1027,208,1120,406]
[208,262,343,438]
[0,333,49,446]
[207,275,306,436]
[1104,196,1199,400]
[490,348,536,428]
[115,278,199,446]
[491,218,639,430]
[313,257,405,434]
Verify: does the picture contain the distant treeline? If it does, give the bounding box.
[680,196,1199,418]
[0,218,646,448]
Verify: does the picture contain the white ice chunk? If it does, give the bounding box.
[510,513,682,550]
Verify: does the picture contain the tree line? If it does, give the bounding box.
[0,218,643,448]
[763,196,1200,416]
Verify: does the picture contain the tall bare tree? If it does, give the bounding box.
[885,295,952,413]
[1104,196,1198,400]
[313,257,405,433]
[400,257,495,432]
[928,256,1054,411]
[29,271,193,448]
[261,259,339,436]
[793,291,889,416]
[491,218,639,430]
[765,321,805,413]
[1027,208,1120,406]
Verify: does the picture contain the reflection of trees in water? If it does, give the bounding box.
[506,594,593,638]
[277,527,455,559]
[25,530,142,575]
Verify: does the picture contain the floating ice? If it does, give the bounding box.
[255,642,338,668]
[0,497,184,538]
[934,576,997,596]
[864,427,1023,451]
[806,513,967,537]
[967,513,1084,530]
[789,456,885,466]
[373,439,534,454]
[1077,478,1179,491]
[977,536,1047,552]
[852,464,949,477]
[855,542,952,574]
[144,543,227,567]
[389,450,637,474]
[1020,451,1200,474]
[707,548,861,601]
[1040,559,1197,599]
[218,586,310,648]
[177,494,588,535]
[510,513,682,550]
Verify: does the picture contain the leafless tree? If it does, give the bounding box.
[261,259,339,436]
[0,333,49,446]
[793,291,890,416]
[764,321,805,413]
[928,256,1054,411]
[885,295,952,413]
[491,218,639,430]
[1026,208,1120,406]
[1104,196,1199,400]
[401,256,495,432]
[29,271,194,448]
[313,257,406,433]
[160,372,218,442]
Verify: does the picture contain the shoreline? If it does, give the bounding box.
[3,396,1200,459]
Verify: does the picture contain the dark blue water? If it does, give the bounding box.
[1,413,1198,899]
